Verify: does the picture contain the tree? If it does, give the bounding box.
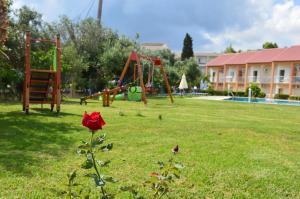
[0,0,9,44]
[181,33,194,60]
[263,42,278,49]
[174,58,201,87]
[186,58,201,86]
[224,44,236,53]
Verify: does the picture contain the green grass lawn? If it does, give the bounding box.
[1,97,300,198]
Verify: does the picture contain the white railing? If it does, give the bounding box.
[210,75,300,84]
[226,76,235,83]
[248,76,272,84]
[292,76,300,83]
[248,76,259,83]
[260,77,272,84]
[275,76,289,83]
[237,77,245,83]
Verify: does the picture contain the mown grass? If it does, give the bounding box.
[1,97,300,198]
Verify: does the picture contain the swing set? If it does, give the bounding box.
[80,51,174,106]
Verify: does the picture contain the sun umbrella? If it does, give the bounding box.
[179,74,188,90]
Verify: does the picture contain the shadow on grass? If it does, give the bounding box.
[0,110,81,176]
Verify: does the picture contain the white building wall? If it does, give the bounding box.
[275,64,291,83]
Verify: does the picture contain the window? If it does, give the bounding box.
[279,69,285,82]
[253,70,258,82]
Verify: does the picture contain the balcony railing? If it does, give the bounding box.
[292,76,300,84]
[248,76,272,84]
[248,76,260,83]
[210,75,295,84]
[275,76,289,83]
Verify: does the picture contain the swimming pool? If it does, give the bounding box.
[225,97,300,106]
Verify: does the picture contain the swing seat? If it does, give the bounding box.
[145,86,158,94]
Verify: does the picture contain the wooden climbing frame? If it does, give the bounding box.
[22,31,61,114]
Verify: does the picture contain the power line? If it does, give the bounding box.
[85,0,96,19]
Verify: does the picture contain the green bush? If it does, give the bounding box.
[245,84,262,98]
[258,92,266,98]
[213,90,227,96]
[274,94,289,100]
[207,85,214,95]
[233,91,246,97]
[289,96,300,101]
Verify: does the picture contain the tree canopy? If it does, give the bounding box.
[0,5,205,98]
[263,42,278,49]
[224,44,236,53]
[181,33,194,60]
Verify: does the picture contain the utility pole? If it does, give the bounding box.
[97,0,103,25]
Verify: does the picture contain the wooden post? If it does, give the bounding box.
[24,31,31,113]
[270,62,275,98]
[223,65,227,91]
[289,62,295,96]
[56,34,61,113]
[235,66,239,92]
[133,64,137,82]
[111,53,132,102]
[160,65,174,103]
[136,58,147,105]
[102,89,110,107]
[244,64,248,90]
[216,68,220,90]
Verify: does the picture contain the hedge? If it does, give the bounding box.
[274,94,289,100]
[289,96,300,101]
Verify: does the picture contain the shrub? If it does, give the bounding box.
[289,96,300,101]
[274,94,289,100]
[258,92,266,98]
[213,90,226,96]
[233,91,245,97]
[245,84,262,98]
[207,85,214,95]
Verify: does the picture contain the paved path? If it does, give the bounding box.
[190,96,231,100]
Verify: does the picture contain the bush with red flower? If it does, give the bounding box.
[61,111,184,199]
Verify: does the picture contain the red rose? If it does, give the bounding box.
[82,111,106,131]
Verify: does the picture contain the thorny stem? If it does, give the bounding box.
[90,131,106,196]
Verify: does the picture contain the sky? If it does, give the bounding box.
[12,0,300,53]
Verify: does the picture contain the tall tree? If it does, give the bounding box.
[224,44,236,53]
[181,33,194,60]
[263,42,278,49]
[0,0,9,44]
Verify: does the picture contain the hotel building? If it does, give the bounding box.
[206,46,300,98]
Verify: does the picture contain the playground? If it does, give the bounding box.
[1,98,300,198]
[2,0,300,198]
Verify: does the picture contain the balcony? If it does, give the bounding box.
[275,76,289,83]
[248,76,272,84]
[248,76,260,83]
[292,76,300,84]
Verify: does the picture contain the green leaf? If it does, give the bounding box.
[172,169,181,178]
[77,149,87,155]
[67,170,77,184]
[96,160,111,167]
[92,134,106,146]
[86,174,105,187]
[103,176,118,183]
[174,163,184,169]
[100,194,115,199]
[157,161,164,169]
[78,141,91,149]
[101,143,113,152]
[81,158,93,169]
